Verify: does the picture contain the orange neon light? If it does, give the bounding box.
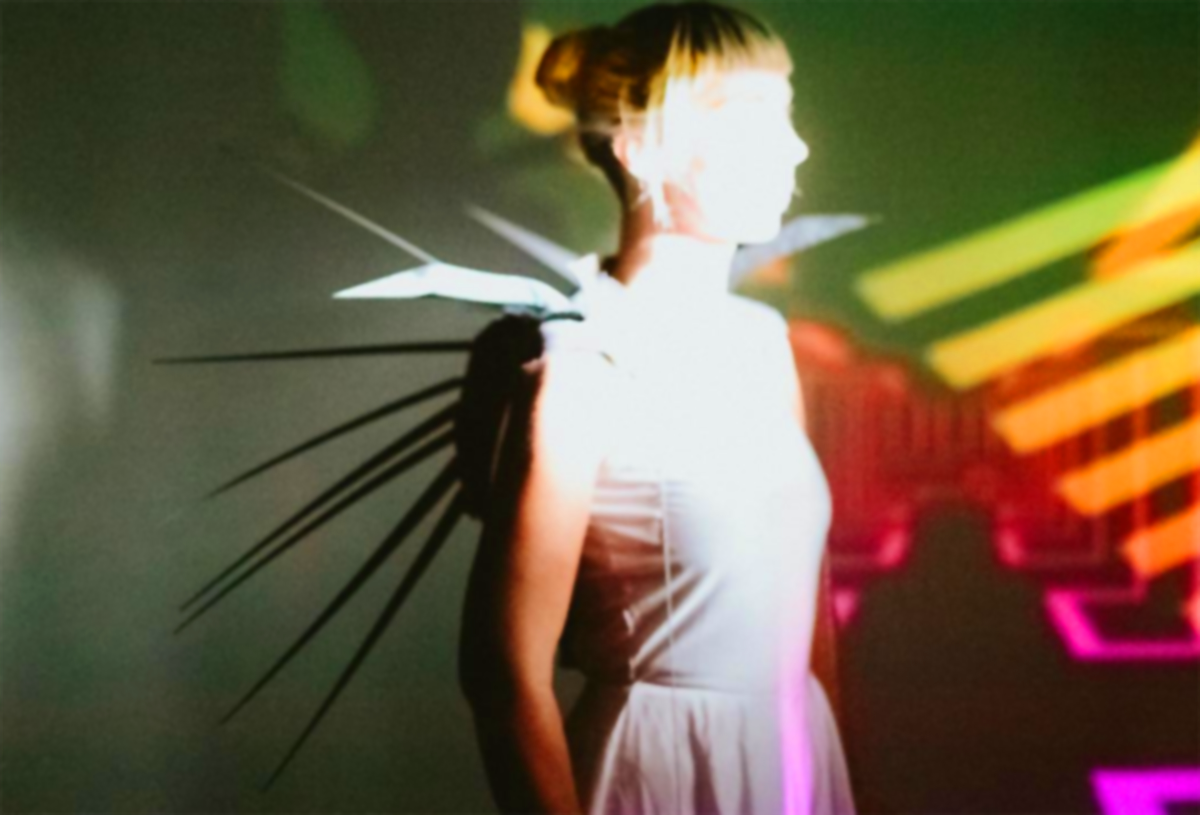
[1055,413,1200,516]
[1092,201,1200,280]
[992,325,1200,453]
[1118,504,1200,579]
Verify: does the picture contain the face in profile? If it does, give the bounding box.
[668,69,810,244]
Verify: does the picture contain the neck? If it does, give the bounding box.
[605,228,736,305]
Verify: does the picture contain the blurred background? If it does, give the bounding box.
[1,1,1196,812]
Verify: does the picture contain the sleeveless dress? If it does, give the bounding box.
[540,258,858,815]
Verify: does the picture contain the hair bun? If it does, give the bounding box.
[535,25,611,112]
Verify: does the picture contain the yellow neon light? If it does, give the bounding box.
[1113,135,1200,240]
[855,158,1179,321]
[991,325,1200,453]
[1094,136,1200,279]
[927,238,1200,390]
[1055,413,1200,516]
[855,137,1200,596]
[1119,504,1200,579]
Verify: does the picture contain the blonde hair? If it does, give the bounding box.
[535,2,792,230]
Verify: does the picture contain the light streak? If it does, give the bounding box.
[1054,413,1200,516]
[991,325,1200,453]
[855,158,1187,321]
[927,238,1200,390]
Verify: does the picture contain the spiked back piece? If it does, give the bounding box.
[458,312,553,520]
[162,150,871,792]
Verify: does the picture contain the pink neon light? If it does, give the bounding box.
[990,522,1113,571]
[1045,585,1200,660]
[833,588,860,627]
[877,527,909,567]
[1092,767,1200,815]
[994,526,1024,567]
[817,519,910,572]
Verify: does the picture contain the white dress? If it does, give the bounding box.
[540,257,858,815]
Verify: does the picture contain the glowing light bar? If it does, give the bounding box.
[1091,768,1200,815]
[1108,135,1200,239]
[927,238,1200,390]
[1119,504,1200,579]
[991,324,1200,453]
[1054,413,1200,515]
[1093,201,1200,279]
[1045,586,1200,660]
[855,158,1182,321]
[1093,134,1200,278]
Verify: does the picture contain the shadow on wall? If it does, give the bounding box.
[0,2,521,812]
[839,502,1062,813]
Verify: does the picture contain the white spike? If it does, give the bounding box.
[333,262,574,313]
[731,214,877,284]
[463,203,583,287]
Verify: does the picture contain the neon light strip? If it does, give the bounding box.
[928,238,1200,390]
[1092,767,1200,815]
[1119,503,1200,579]
[1094,134,1200,278]
[1044,586,1200,660]
[1116,136,1200,239]
[1093,201,1200,279]
[1054,413,1200,515]
[991,324,1200,453]
[855,158,1183,321]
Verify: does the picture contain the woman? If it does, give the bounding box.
[458,3,858,813]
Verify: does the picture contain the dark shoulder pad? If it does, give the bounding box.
[455,314,547,519]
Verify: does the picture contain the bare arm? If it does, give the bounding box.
[458,351,615,815]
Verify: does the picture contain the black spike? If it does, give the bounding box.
[175,430,454,632]
[153,340,472,365]
[218,459,461,730]
[205,377,463,499]
[260,488,468,791]
[179,405,458,613]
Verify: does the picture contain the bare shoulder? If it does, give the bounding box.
[513,345,622,461]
